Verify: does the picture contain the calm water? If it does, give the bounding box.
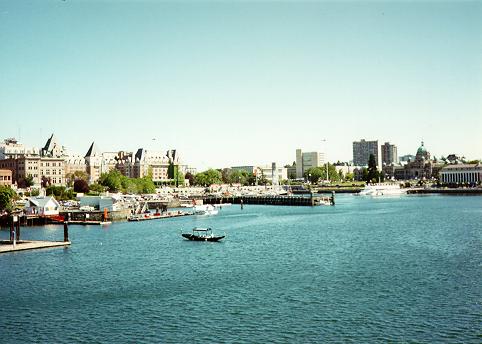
[1,195,481,343]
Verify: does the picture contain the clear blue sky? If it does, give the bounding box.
[1,1,481,169]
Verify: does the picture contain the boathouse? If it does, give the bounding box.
[24,196,60,216]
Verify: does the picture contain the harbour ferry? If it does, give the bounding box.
[181,227,225,242]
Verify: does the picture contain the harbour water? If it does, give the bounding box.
[1,195,480,343]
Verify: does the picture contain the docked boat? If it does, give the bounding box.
[193,204,219,216]
[181,227,225,242]
[357,183,407,196]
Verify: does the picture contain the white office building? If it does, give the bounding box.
[439,164,482,184]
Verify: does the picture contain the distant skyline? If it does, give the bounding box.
[1,1,481,169]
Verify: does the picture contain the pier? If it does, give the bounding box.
[0,240,70,254]
[0,219,71,254]
[201,193,334,206]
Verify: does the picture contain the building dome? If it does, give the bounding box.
[417,141,426,155]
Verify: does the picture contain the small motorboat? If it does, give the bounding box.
[181,227,225,242]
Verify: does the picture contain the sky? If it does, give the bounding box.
[1,1,481,170]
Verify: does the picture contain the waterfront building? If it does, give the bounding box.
[41,134,65,158]
[258,163,288,185]
[183,166,197,175]
[85,142,103,183]
[0,153,65,187]
[0,138,39,159]
[286,164,296,179]
[445,154,465,164]
[352,139,379,167]
[0,169,12,186]
[381,142,398,165]
[115,151,134,177]
[24,196,60,216]
[383,142,444,181]
[295,149,325,178]
[439,164,482,184]
[133,149,171,181]
[64,153,87,177]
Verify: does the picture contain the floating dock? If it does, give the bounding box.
[0,240,71,254]
[128,211,192,222]
[67,220,112,226]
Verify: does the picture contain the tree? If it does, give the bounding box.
[185,172,195,186]
[366,154,378,183]
[345,172,354,182]
[66,171,89,186]
[0,186,16,212]
[194,169,222,186]
[221,168,231,184]
[45,185,75,201]
[74,179,90,193]
[98,170,123,192]
[304,167,324,184]
[89,183,105,194]
[18,175,34,188]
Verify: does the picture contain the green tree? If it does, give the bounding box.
[98,170,124,192]
[89,183,105,194]
[304,167,324,184]
[194,169,222,186]
[24,175,34,187]
[0,186,16,212]
[345,172,354,181]
[45,185,75,201]
[366,154,378,183]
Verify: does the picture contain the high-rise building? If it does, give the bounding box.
[295,149,325,178]
[381,142,398,165]
[352,139,379,166]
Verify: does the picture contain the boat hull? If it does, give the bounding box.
[181,233,225,242]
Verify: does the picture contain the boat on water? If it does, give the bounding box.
[357,183,407,196]
[181,227,225,242]
[193,204,219,216]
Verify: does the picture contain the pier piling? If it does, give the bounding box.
[15,218,20,241]
[63,222,69,242]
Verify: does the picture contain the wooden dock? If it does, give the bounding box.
[0,240,71,254]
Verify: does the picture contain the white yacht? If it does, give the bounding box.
[357,183,407,196]
[193,204,219,216]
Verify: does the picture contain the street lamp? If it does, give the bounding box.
[322,139,328,183]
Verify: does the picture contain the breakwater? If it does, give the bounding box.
[201,194,334,206]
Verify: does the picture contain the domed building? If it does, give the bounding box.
[384,141,437,180]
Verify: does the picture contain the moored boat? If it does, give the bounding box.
[357,183,407,196]
[193,204,218,216]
